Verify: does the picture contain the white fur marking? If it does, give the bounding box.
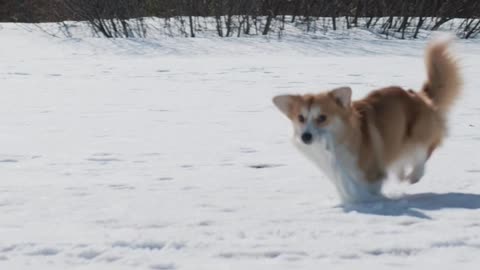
[389,145,428,183]
[294,131,381,203]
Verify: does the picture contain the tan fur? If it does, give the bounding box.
[273,37,462,188]
[422,38,462,114]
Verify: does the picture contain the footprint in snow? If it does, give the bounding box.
[150,263,176,270]
[248,164,284,169]
[86,157,122,164]
[10,72,30,76]
[108,184,135,190]
[112,241,165,251]
[78,249,102,260]
[240,147,257,154]
[156,177,174,181]
[0,159,18,163]
[26,247,61,256]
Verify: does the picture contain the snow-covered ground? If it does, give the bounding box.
[1,23,480,269]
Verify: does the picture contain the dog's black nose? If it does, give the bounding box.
[301,132,313,144]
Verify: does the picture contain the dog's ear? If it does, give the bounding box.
[329,87,352,108]
[272,95,300,118]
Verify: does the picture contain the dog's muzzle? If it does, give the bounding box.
[301,132,313,144]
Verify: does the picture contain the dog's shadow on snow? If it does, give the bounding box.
[341,192,480,219]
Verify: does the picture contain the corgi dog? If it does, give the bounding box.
[272,38,462,202]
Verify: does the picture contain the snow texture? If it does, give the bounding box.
[1,23,480,269]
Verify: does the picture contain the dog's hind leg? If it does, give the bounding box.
[407,162,426,184]
[406,147,428,184]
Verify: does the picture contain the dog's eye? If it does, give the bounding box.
[298,115,305,123]
[317,115,327,124]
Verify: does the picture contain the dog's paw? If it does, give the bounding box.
[397,169,408,181]
[408,175,422,184]
[407,167,425,184]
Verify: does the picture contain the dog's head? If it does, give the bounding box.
[272,87,352,145]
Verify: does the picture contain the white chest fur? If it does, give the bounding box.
[293,134,381,202]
